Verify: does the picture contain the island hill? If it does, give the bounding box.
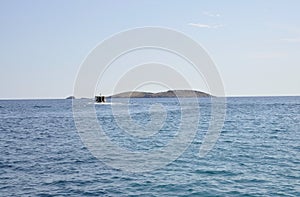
[108,90,211,98]
[67,90,212,99]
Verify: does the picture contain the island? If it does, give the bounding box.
[108,90,211,98]
[66,96,75,99]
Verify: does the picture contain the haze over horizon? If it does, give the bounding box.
[1,0,300,99]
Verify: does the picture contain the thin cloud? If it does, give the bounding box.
[281,38,300,43]
[250,52,287,59]
[188,23,211,28]
[203,11,221,17]
[188,23,223,29]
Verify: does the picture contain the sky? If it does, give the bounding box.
[0,0,300,99]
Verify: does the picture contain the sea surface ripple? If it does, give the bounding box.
[0,97,299,196]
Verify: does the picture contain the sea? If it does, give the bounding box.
[0,97,299,196]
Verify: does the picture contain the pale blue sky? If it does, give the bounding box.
[0,0,300,98]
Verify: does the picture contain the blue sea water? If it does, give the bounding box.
[0,97,299,196]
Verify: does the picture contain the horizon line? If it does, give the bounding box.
[0,94,300,100]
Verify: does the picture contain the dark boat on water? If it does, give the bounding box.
[95,95,106,103]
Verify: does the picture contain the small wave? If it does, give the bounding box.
[94,102,112,105]
[195,169,241,176]
[93,102,126,105]
[33,105,51,109]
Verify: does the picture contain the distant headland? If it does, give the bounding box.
[66,96,75,99]
[109,90,211,98]
[67,90,211,99]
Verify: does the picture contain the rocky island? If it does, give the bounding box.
[109,90,211,98]
[66,96,75,99]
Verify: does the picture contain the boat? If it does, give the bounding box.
[95,94,106,103]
